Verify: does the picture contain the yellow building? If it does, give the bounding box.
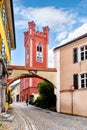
[0,0,16,113]
[11,82,20,102]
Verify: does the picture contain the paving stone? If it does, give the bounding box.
[1,102,87,130]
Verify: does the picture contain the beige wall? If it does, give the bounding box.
[54,36,87,116]
[60,37,87,91]
[11,83,20,102]
[61,89,87,117]
[73,89,87,116]
[60,91,72,114]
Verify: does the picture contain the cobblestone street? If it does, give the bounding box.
[3,102,86,130]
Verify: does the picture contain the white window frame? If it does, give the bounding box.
[78,72,87,89]
[36,43,43,62]
[80,73,87,88]
[78,44,87,62]
[80,46,87,61]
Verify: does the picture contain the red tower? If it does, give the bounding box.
[20,21,49,101]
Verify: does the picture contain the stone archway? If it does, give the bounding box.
[7,65,59,111]
[8,65,57,87]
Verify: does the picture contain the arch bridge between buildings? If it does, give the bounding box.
[7,65,57,88]
[7,65,60,113]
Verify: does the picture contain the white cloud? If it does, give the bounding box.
[60,23,87,45]
[15,20,28,29]
[12,0,87,68]
[55,31,68,41]
[14,6,22,14]
[79,18,87,24]
[13,5,76,32]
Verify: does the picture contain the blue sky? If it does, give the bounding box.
[12,0,87,67]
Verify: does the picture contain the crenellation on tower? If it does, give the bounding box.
[25,21,49,69]
[28,21,35,35]
[43,26,49,35]
[35,31,46,38]
[27,21,49,42]
[28,21,35,30]
[43,26,50,43]
[20,21,50,102]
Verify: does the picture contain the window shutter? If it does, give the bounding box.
[73,74,78,89]
[73,48,78,63]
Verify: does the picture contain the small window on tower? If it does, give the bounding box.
[36,43,43,62]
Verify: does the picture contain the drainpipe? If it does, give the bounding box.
[71,85,74,115]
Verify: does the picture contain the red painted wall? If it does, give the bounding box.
[20,21,49,101]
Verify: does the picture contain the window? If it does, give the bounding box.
[36,43,43,62]
[73,74,78,89]
[80,73,87,88]
[7,31,10,45]
[80,46,87,61]
[74,73,87,89]
[73,48,78,63]
[73,45,87,63]
[2,4,6,29]
[1,40,5,57]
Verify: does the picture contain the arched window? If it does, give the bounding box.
[36,43,43,62]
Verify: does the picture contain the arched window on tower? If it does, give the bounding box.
[36,43,43,62]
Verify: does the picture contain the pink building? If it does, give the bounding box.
[54,33,87,117]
